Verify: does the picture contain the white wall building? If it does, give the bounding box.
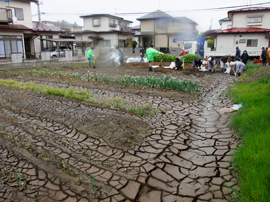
[71,14,134,58]
[205,7,270,57]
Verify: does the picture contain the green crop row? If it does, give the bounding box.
[19,69,200,94]
[154,54,177,62]
[181,54,202,63]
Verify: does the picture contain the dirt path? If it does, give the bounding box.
[0,65,238,201]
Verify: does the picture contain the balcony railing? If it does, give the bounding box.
[120,27,132,32]
[0,8,13,23]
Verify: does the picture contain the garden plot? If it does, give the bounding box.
[0,63,239,202]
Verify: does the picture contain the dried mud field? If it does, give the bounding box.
[0,62,239,202]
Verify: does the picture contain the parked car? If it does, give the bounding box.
[50,47,71,58]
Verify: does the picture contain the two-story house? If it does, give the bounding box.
[0,0,63,60]
[0,0,38,59]
[136,10,198,52]
[208,7,270,56]
[219,17,232,30]
[71,14,133,56]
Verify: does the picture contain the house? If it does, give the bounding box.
[42,20,83,33]
[0,0,64,61]
[71,14,133,57]
[0,0,38,59]
[205,7,270,57]
[219,17,232,30]
[136,10,198,52]
[32,21,64,55]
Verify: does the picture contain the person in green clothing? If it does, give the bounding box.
[146,44,163,71]
[87,47,94,68]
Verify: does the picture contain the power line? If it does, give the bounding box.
[34,1,270,16]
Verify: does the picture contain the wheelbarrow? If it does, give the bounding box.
[254,58,262,63]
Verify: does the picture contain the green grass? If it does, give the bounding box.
[229,72,270,202]
[0,79,153,116]
[239,62,260,82]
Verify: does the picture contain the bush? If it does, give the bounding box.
[181,53,202,63]
[132,41,137,49]
[154,54,177,62]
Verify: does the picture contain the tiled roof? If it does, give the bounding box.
[137,10,171,20]
[213,27,270,34]
[42,20,83,28]
[80,14,132,23]
[132,25,141,30]
[219,17,231,22]
[33,21,64,32]
[174,17,198,25]
[0,24,31,31]
[228,7,270,13]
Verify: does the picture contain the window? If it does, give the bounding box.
[0,35,23,58]
[102,40,111,47]
[7,7,24,20]
[109,19,115,24]
[109,19,117,27]
[239,39,246,43]
[247,39,258,47]
[184,43,192,50]
[93,18,101,26]
[248,17,262,23]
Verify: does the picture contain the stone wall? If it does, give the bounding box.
[41,52,51,61]
[11,53,23,63]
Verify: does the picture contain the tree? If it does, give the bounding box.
[125,36,133,48]
[132,40,137,49]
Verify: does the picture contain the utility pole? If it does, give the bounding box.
[37,0,41,22]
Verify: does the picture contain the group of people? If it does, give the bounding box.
[87,44,268,75]
[260,47,270,66]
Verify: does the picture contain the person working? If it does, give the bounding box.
[220,55,231,73]
[116,47,124,66]
[192,57,203,70]
[180,48,186,57]
[235,46,241,60]
[231,61,246,77]
[140,47,145,62]
[240,50,249,65]
[175,57,183,70]
[87,47,94,68]
[261,47,267,66]
[266,47,270,64]
[208,56,217,72]
[146,44,163,71]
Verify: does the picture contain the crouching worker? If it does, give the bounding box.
[231,61,245,77]
[220,55,231,73]
[192,57,203,70]
[175,57,183,70]
[208,56,217,72]
[146,44,163,71]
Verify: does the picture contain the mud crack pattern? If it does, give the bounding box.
[0,74,239,202]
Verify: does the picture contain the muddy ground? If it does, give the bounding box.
[0,62,240,201]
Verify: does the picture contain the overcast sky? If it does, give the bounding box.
[31,0,270,32]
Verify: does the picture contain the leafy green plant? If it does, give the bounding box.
[154,54,176,62]
[181,53,202,63]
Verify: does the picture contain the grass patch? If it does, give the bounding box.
[0,79,153,116]
[229,73,270,201]
[239,62,260,82]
